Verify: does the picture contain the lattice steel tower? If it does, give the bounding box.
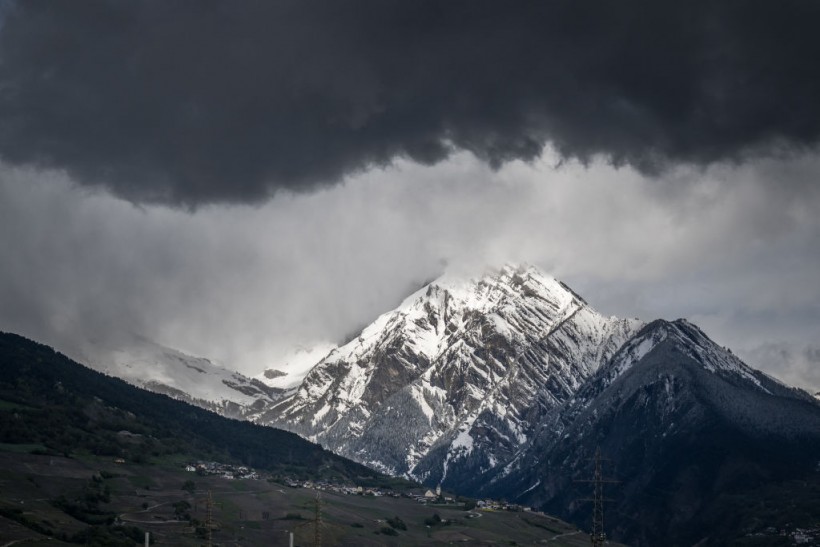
[205,490,214,547]
[313,491,323,547]
[577,446,617,546]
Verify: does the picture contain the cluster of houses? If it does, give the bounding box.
[792,527,820,545]
[745,526,820,545]
[184,461,260,480]
[283,480,398,497]
[181,461,535,513]
[280,480,470,506]
[476,499,534,512]
[415,485,454,504]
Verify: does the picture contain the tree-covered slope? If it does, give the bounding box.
[490,320,820,546]
[0,331,388,485]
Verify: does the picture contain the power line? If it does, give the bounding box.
[313,491,322,547]
[197,489,222,547]
[205,490,213,547]
[576,446,618,547]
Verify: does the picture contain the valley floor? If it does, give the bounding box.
[0,447,610,546]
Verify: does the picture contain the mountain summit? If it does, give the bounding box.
[73,264,820,544]
[260,265,641,480]
[257,264,820,545]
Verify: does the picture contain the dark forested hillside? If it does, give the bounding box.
[0,332,387,484]
[489,320,820,546]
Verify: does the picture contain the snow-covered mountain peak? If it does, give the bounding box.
[69,266,819,545]
[414,263,577,312]
[325,263,589,370]
[263,263,643,477]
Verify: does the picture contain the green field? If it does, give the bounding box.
[0,446,611,546]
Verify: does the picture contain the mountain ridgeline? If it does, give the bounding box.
[258,265,820,545]
[27,264,820,545]
[261,265,641,480]
[490,318,820,545]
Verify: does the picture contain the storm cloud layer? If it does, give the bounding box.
[1,0,819,205]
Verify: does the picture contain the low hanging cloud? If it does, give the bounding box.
[1,149,819,392]
[743,343,820,396]
[0,1,819,205]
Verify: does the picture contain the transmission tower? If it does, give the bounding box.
[576,446,618,546]
[313,491,323,547]
[205,490,214,547]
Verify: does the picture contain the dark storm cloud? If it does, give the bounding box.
[0,0,818,205]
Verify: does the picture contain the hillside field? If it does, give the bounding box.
[0,447,612,546]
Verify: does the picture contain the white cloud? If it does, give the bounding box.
[1,149,818,391]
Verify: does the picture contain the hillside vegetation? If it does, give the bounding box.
[0,332,387,483]
[0,332,603,546]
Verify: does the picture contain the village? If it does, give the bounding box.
[183,460,538,514]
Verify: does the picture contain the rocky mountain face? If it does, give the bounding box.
[259,265,641,481]
[258,265,820,545]
[480,318,820,545]
[77,264,820,544]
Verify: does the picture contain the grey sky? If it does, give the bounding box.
[1,148,818,392]
[0,2,818,393]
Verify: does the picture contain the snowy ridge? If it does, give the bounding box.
[488,319,820,546]
[253,343,336,390]
[82,336,286,418]
[72,261,820,540]
[72,264,820,545]
[261,264,643,484]
[601,319,772,393]
[667,319,770,388]
[583,318,780,398]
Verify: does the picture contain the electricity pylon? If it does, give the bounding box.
[576,446,618,546]
[197,489,222,547]
[285,490,323,547]
[313,491,323,547]
[205,490,214,547]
